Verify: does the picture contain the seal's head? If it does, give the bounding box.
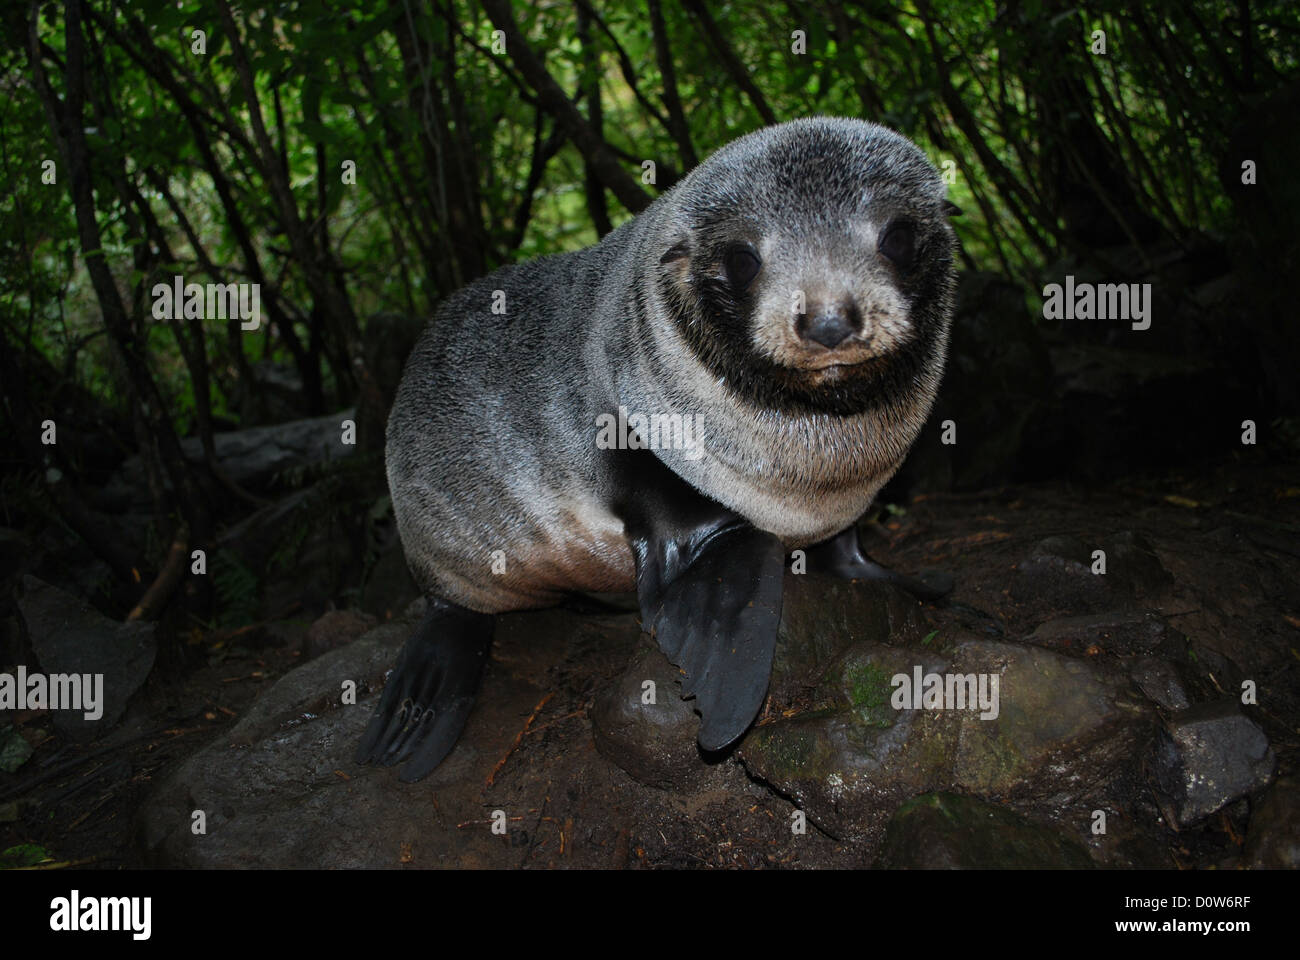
[656,117,957,417]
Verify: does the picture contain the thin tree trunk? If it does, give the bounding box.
[27,0,212,603]
[682,0,777,125]
[215,1,386,451]
[647,0,698,170]
[576,1,613,237]
[480,0,652,214]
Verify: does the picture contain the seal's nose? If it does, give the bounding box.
[798,302,860,348]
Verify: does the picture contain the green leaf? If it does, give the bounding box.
[0,844,52,869]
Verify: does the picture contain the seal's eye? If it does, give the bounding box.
[879,221,916,270]
[723,246,761,289]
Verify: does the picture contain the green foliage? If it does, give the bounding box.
[3,0,1297,433]
[211,548,259,629]
[0,844,53,869]
[266,451,380,575]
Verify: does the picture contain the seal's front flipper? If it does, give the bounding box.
[805,523,953,601]
[355,599,494,782]
[614,452,786,752]
[641,523,786,750]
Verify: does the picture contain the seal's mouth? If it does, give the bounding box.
[788,344,891,373]
[748,341,924,417]
[803,355,873,371]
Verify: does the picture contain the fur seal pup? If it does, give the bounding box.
[357,117,958,781]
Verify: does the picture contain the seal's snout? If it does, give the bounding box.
[797,299,861,349]
[761,284,905,372]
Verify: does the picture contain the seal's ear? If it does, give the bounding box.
[943,200,963,217]
[659,236,692,286]
[659,239,691,265]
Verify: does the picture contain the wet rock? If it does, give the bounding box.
[191,408,356,487]
[228,623,405,750]
[1150,700,1275,827]
[1129,657,1191,711]
[1107,532,1173,597]
[876,792,1095,868]
[302,610,377,661]
[770,573,923,702]
[1011,532,1170,610]
[591,645,705,790]
[1085,800,1179,869]
[1011,535,1110,608]
[99,409,356,510]
[742,635,1154,844]
[741,642,955,842]
[948,640,1153,804]
[1245,777,1300,869]
[1029,610,1173,656]
[0,722,33,773]
[1032,534,1093,566]
[139,607,641,868]
[139,621,415,867]
[16,576,156,741]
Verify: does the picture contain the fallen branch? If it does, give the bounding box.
[126,526,188,621]
[487,691,553,787]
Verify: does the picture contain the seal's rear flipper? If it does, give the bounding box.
[805,523,953,601]
[614,450,786,752]
[355,599,495,782]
